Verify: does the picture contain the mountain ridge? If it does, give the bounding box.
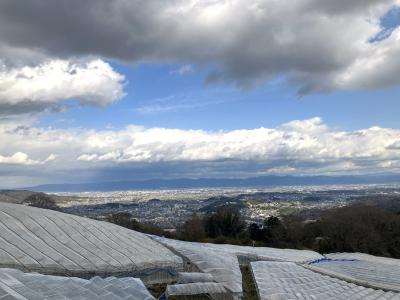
[23,174,400,192]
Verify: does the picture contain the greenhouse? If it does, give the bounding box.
[0,203,182,284]
[151,237,243,299]
[0,268,155,299]
[177,272,215,284]
[152,236,322,266]
[197,242,323,264]
[250,261,400,300]
[326,252,400,267]
[2,203,400,299]
[165,282,228,299]
[306,258,400,292]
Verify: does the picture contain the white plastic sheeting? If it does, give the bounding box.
[202,243,323,264]
[178,272,214,283]
[326,252,400,267]
[166,282,227,297]
[0,268,155,299]
[151,236,324,297]
[250,261,400,300]
[151,236,322,265]
[151,237,243,297]
[306,259,400,292]
[0,203,182,281]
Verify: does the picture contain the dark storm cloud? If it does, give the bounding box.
[304,0,395,14]
[0,0,175,61]
[0,102,50,116]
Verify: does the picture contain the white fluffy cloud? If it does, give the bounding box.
[0,0,399,93]
[0,151,55,165]
[0,152,39,165]
[334,27,400,90]
[1,117,400,185]
[0,59,125,114]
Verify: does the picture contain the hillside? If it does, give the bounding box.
[0,190,76,206]
[0,190,38,204]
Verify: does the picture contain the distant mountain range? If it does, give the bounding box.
[24,174,400,192]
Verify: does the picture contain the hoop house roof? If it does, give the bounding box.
[166,282,227,298]
[251,261,400,300]
[0,268,155,300]
[0,203,182,278]
[151,237,243,297]
[326,252,400,267]
[306,259,400,292]
[199,242,323,263]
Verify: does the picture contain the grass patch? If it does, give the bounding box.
[241,265,258,300]
[148,283,167,298]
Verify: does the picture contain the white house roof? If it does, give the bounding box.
[0,268,155,300]
[0,203,182,277]
[250,261,400,300]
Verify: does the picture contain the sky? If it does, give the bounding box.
[0,0,400,187]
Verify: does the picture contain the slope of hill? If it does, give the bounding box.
[0,190,37,204]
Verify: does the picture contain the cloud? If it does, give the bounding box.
[334,27,400,90]
[0,59,125,115]
[135,90,234,115]
[0,152,41,165]
[0,0,399,93]
[171,65,193,75]
[1,117,400,186]
[387,140,400,149]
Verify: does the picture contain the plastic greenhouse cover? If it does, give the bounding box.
[326,252,400,267]
[0,202,182,276]
[0,268,155,300]
[306,259,400,292]
[178,272,214,283]
[166,282,227,296]
[152,237,243,295]
[251,261,400,300]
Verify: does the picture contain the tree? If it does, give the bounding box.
[248,216,301,248]
[300,204,400,257]
[106,212,166,236]
[23,193,60,211]
[249,222,264,241]
[107,212,140,230]
[204,207,246,238]
[180,213,206,241]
